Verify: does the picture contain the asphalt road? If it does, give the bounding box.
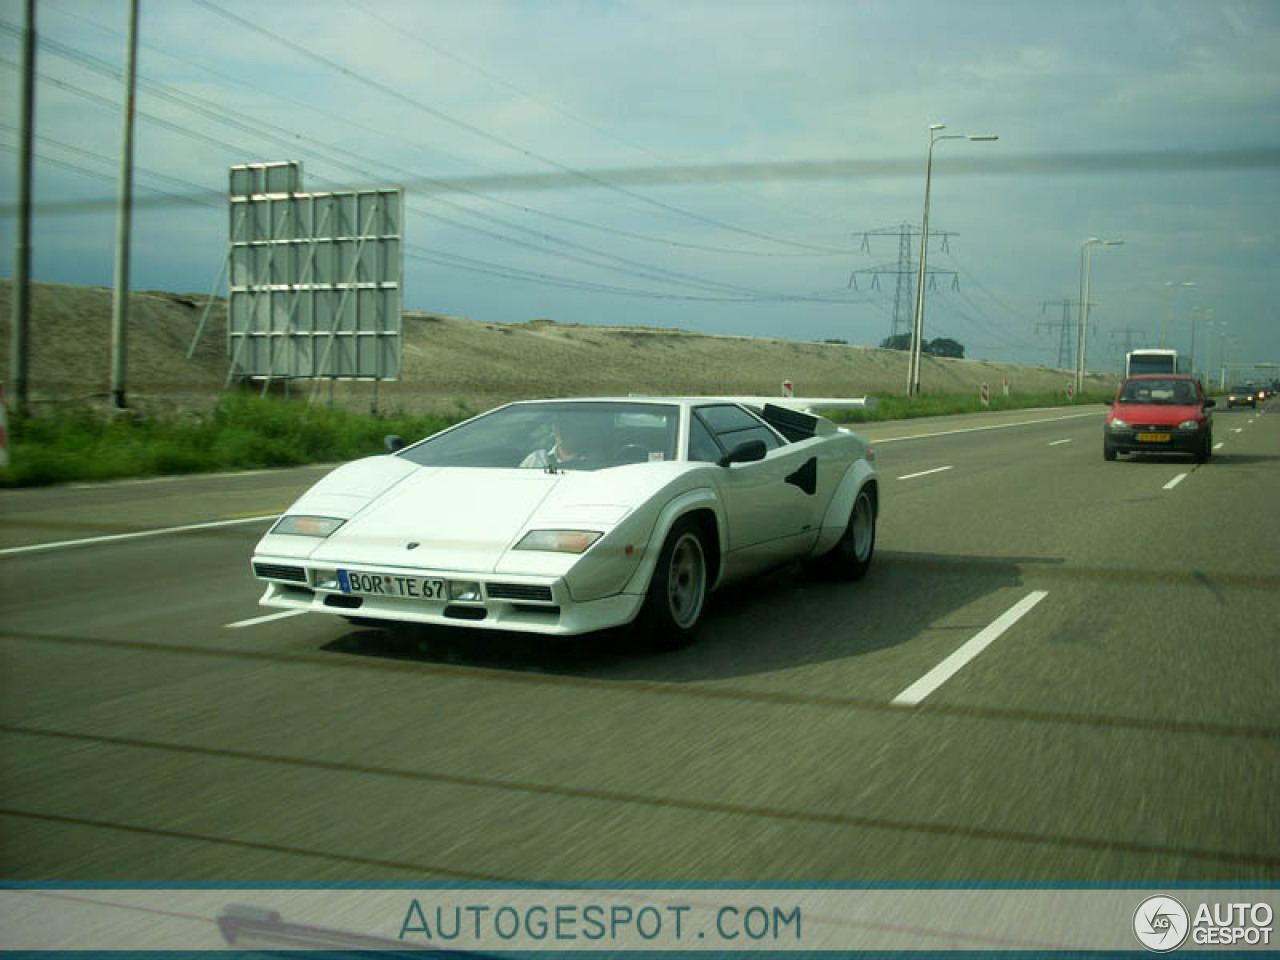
[1,402,1276,883]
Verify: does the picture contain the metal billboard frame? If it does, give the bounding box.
[226,162,404,391]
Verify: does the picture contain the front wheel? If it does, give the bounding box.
[1195,434,1212,463]
[634,518,708,650]
[805,488,876,581]
[1104,441,1117,461]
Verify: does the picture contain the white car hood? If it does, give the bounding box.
[304,465,642,573]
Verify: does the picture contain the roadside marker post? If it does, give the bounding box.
[1002,377,1010,396]
[980,382,990,407]
[1066,381,1075,401]
[781,379,794,397]
[0,383,9,469]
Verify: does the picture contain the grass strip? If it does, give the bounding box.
[822,391,1114,423]
[1,393,456,488]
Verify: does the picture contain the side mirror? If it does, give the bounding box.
[718,439,767,467]
[384,434,405,454]
[1204,398,1216,408]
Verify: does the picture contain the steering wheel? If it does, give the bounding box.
[614,444,649,464]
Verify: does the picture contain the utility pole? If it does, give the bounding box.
[9,0,36,416]
[109,0,139,410]
[1039,299,1082,370]
[851,224,957,344]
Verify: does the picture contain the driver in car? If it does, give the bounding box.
[520,416,607,469]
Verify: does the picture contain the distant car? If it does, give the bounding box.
[1105,375,1214,462]
[1227,385,1257,408]
[250,397,880,648]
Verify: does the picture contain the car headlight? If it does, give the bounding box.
[1109,418,1129,430]
[514,530,602,554]
[1177,419,1202,431]
[271,515,345,538]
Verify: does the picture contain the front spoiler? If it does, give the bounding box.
[257,580,645,637]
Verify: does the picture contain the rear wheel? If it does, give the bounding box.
[805,488,876,581]
[634,518,708,650]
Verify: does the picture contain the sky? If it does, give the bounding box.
[1,0,1279,379]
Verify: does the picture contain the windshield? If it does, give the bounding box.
[1118,379,1198,404]
[398,401,680,471]
[1126,356,1176,376]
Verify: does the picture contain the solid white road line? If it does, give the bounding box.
[874,410,1100,444]
[897,465,954,481]
[892,591,1049,706]
[1048,439,1073,446]
[1163,473,1188,490]
[0,515,277,558]
[1213,442,1224,451]
[225,610,307,630]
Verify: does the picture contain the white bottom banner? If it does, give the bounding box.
[1,887,1276,953]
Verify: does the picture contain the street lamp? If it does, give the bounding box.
[906,123,998,397]
[1075,237,1124,394]
[1162,281,1197,347]
[1190,306,1213,380]
[1208,318,1229,389]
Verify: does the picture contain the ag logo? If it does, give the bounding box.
[1134,895,1189,952]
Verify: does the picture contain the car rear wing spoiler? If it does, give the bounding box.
[722,397,878,441]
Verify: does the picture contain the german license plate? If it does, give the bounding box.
[338,570,446,600]
[1136,432,1171,443]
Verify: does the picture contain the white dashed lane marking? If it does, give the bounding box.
[897,466,954,481]
[0,516,277,558]
[892,591,1049,706]
[225,610,308,630]
[1163,473,1188,491]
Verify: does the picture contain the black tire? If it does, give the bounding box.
[805,487,876,581]
[1195,434,1211,463]
[1103,441,1117,461]
[634,518,708,650]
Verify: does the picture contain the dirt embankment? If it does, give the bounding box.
[0,279,1117,416]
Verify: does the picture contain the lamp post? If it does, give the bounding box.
[906,123,998,397]
[1075,238,1124,394]
[1209,319,1229,389]
[1161,281,1197,347]
[1190,307,1212,380]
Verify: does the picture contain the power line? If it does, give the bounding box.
[341,0,855,234]
[403,243,877,304]
[38,2,836,261]
[2,32,848,299]
[188,0,856,255]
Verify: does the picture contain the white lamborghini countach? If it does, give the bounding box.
[250,397,878,647]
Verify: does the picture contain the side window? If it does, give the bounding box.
[688,416,724,462]
[696,404,783,452]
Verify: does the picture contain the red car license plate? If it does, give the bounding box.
[1136,432,1171,443]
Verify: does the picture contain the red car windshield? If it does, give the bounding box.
[1117,379,1198,405]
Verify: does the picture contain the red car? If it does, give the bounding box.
[1104,374,1215,462]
